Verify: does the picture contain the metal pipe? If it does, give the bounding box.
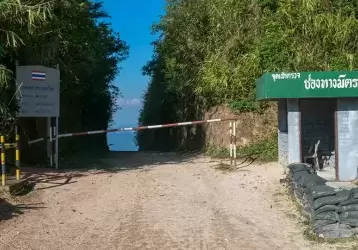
[1,136,5,186]
[15,132,20,181]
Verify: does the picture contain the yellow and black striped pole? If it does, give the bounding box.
[15,134,20,180]
[1,136,5,186]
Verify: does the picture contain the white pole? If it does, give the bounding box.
[233,121,237,168]
[230,122,233,168]
[49,124,53,167]
[55,117,59,169]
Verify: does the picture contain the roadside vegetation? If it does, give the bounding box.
[0,0,128,163]
[137,0,358,155]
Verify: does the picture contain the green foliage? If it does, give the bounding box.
[0,0,56,85]
[229,99,261,114]
[0,0,128,163]
[205,145,229,159]
[205,134,278,163]
[138,0,358,151]
[236,134,278,162]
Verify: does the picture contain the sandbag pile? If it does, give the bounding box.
[287,163,358,238]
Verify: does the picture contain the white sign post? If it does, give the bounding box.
[16,65,60,169]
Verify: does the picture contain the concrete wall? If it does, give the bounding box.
[300,99,336,169]
[278,100,288,166]
[287,99,301,163]
[336,99,358,181]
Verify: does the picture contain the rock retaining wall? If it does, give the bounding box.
[287,163,358,238]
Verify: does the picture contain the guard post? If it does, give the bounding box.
[256,70,358,182]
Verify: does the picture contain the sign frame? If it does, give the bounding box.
[16,65,60,118]
[16,64,60,169]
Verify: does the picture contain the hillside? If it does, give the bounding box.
[137,0,358,155]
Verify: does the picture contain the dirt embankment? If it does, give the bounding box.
[203,104,278,149]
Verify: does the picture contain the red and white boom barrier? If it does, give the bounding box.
[27,117,238,168]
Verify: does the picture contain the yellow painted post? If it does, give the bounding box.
[15,134,20,180]
[1,136,5,186]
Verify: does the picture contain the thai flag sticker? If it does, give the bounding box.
[32,71,46,81]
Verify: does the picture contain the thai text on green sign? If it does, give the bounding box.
[256,71,358,100]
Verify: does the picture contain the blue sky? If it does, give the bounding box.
[102,0,165,126]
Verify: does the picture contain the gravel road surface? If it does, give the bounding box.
[0,152,348,249]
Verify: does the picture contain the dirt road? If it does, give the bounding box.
[0,152,343,249]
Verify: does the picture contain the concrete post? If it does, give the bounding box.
[287,99,301,164]
[336,98,358,181]
[278,99,288,166]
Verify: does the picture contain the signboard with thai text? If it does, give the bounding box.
[16,65,60,117]
[256,71,358,100]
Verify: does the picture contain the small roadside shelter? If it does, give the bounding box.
[256,71,358,182]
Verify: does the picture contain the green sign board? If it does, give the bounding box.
[256,71,358,100]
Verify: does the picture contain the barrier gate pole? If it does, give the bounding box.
[230,122,233,168]
[233,121,237,168]
[15,127,20,180]
[1,136,5,186]
[55,117,59,169]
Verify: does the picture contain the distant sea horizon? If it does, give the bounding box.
[107,123,138,151]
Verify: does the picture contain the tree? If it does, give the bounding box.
[0,0,129,163]
[0,0,56,85]
[138,0,358,151]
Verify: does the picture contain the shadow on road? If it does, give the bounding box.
[14,150,263,192]
[98,151,205,170]
[17,151,206,191]
[0,199,46,222]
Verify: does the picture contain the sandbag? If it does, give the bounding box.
[297,173,326,188]
[340,219,358,227]
[293,171,310,182]
[315,223,351,234]
[314,219,337,229]
[340,212,358,227]
[314,211,339,221]
[350,188,358,195]
[309,185,336,200]
[313,190,351,210]
[340,211,358,219]
[318,229,354,239]
[288,163,315,174]
[285,162,358,239]
[340,204,358,212]
[314,205,339,215]
[350,227,358,235]
[341,198,358,206]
